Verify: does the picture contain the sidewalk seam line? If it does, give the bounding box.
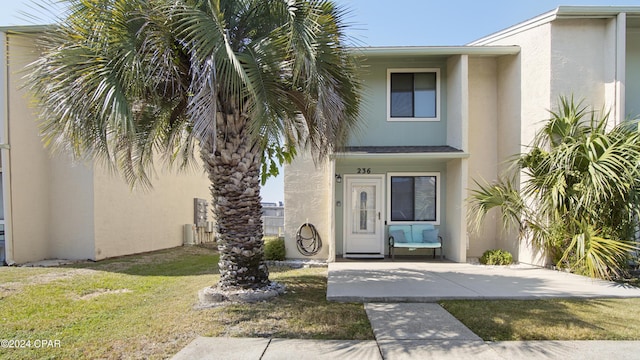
[259,338,272,359]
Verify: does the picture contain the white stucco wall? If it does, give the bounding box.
[283,152,331,260]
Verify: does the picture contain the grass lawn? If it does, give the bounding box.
[3,246,640,359]
[441,298,640,341]
[0,245,373,359]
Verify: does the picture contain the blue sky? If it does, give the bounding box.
[2,0,640,202]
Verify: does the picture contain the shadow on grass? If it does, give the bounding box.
[440,298,640,341]
[57,246,373,340]
[62,245,220,277]
[208,271,374,340]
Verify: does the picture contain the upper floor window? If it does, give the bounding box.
[387,68,440,122]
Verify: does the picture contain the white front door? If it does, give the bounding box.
[344,175,384,258]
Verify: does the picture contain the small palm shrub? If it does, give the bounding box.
[480,249,513,265]
[469,96,640,279]
[264,237,286,261]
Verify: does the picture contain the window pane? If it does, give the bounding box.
[390,175,437,222]
[414,176,436,221]
[390,73,413,117]
[414,72,436,117]
[359,191,368,230]
[390,177,414,221]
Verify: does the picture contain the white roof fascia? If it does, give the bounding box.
[0,25,52,34]
[352,46,519,57]
[554,5,640,17]
[470,6,640,46]
[469,8,559,45]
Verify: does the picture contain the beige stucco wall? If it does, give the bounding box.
[5,33,52,263]
[466,57,499,258]
[494,54,522,259]
[49,156,96,260]
[283,152,332,260]
[478,16,623,265]
[446,55,468,151]
[93,162,210,260]
[445,159,467,262]
[482,22,553,265]
[3,31,210,263]
[627,27,640,117]
[444,55,469,262]
[550,19,611,112]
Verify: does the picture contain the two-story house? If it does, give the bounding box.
[1,5,638,266]
[284,6,640,265]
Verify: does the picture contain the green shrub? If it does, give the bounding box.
[264,237,286,261]
[480,249,513,265]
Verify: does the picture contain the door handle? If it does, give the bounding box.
[378,212,381,220]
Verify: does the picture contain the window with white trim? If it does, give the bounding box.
[387,172,439,223]
[387,68,440,121]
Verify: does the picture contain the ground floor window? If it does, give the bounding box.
[388,172,439,223]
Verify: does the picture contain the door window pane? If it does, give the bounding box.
[352,185,376,234]
[359,191,368,230]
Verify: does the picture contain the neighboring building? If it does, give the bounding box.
[285,6,640,265]
[0,27,211,265]
[261,202,284,237]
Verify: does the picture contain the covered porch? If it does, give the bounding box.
[331,146,469,262]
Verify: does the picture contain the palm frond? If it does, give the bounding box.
[467,176,525,235]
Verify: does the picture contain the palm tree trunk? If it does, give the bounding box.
[200,109,269,290]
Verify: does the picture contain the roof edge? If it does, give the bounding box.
[470,6,640,46]
[0,24,53,33]
[469,8,558,46]
[350,45,520,57]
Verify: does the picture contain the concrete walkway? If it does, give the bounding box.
[173,261,640,359]
[173,307,640,359]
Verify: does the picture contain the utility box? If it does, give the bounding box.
[194,198,208,228]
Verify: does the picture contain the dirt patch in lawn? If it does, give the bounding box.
[27,269,97,285]
[77,288,133,300]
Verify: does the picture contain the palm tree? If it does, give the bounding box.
[27,0,362,290]
[469,97,640,279]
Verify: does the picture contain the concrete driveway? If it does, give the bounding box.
[327,260,640,302]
